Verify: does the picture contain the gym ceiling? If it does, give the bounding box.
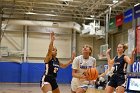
[1,0,140,24]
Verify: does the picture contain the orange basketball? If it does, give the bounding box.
[85,68,98,80]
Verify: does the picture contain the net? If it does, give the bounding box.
[98,44,108,59]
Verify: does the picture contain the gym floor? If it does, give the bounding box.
[0,83,137,93]
[0,83,70,93]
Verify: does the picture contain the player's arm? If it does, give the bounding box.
[44,32,55,63]
[124,48,136,65]
[59,52,76,68]
[59,60,72,68]
[99,69,109,77]
[72,69,86,79]
[106,48,114,65]
[72,57,86,79]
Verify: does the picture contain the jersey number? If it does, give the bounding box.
[54,67,58,73]
[115,65,118,71]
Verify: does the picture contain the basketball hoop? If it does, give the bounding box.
[98,54,106,60]
[98,44,108,59]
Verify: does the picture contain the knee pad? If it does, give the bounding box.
[47,91,52,93]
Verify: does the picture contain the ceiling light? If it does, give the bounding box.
[26,12,36,15]
[112,0,118,4]
[25,12,58,17]
[90,15,95,18]
[51,10,54,13]
[44,14,57,16]
[84,17,94,20]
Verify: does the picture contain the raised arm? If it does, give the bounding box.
[124,48,136,65]
[44,32,55,63]
[106,48,114,65]
[99,69,109,77]
[59,52,76,68]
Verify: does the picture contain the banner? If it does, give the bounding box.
[128,29,135,54]
[124,8,133,23]
[136,26,140,56]
[134,4,140,19]
[109,18,116,29]
[131,61,140,72]
[116,14,123,27]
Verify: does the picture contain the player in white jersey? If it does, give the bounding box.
[71,45,96,93]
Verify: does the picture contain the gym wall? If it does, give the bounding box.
[0,62,72,83]
[0,19,138,83]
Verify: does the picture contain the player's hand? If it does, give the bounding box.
[70,52,76,63]
[79,74,87,80]
[106,48,111,55]
[50,31,55,41]
[132,48,136,55]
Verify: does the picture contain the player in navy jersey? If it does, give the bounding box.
[105,43,136,93]
[40,32,75,93]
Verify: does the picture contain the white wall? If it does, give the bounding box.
[1,20,133,65]
[28,32,72,58]
[1,24,72,63]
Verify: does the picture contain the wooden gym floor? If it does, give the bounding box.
[0,83,105,93]
[0,83,136,93]
[0,83,71,93]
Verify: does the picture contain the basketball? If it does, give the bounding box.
[85,68,98,80]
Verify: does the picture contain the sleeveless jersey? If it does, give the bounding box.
[44,58,60,78]
[113,55,127,74]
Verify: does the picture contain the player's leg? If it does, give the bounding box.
[52,87,60,93]
[116,86,125,93]
[105,86,114,93]
[76,87,86,93]
[41,82,52,93]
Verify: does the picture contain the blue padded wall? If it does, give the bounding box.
[0,62,72,83]
[20,63,29,83]
[57,64,72,84]
[20,63,45,83]
[0,62,21,82]
[28,63,45,83]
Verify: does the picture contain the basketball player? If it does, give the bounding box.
[71,45,96,93]
[40,32,75,93]
[95,64,113,89]
[105,43,136,93]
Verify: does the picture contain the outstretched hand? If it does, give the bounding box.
[50,31,55,41]
[70,52,76,63]
[106,48,111,55]
[132,48,136,55]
